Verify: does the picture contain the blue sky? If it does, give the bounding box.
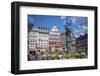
[28,15,88,37]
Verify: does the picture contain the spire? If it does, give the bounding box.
[50,24,60,35]
[51,25,58,32]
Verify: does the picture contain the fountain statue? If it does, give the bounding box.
[65,20,76,54]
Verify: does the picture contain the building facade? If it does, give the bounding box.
[61,32,67,50]
[76,33,88,54]
[28,26,49,52]
[49,25,61,51]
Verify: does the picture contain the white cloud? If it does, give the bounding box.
[81,32,85,35]
[72,18,76,23]
[78,25,81,28]
[60,16,66,20]
[75,30,80,33]
[74,33,79,38]
[63,20,66,24]
[75,24,87,37]
[78,25,87,31]
[81,25,87,30]
[69,17,77,24]
[75,25,82,33]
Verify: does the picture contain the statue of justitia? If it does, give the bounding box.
[65,20,76,54]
